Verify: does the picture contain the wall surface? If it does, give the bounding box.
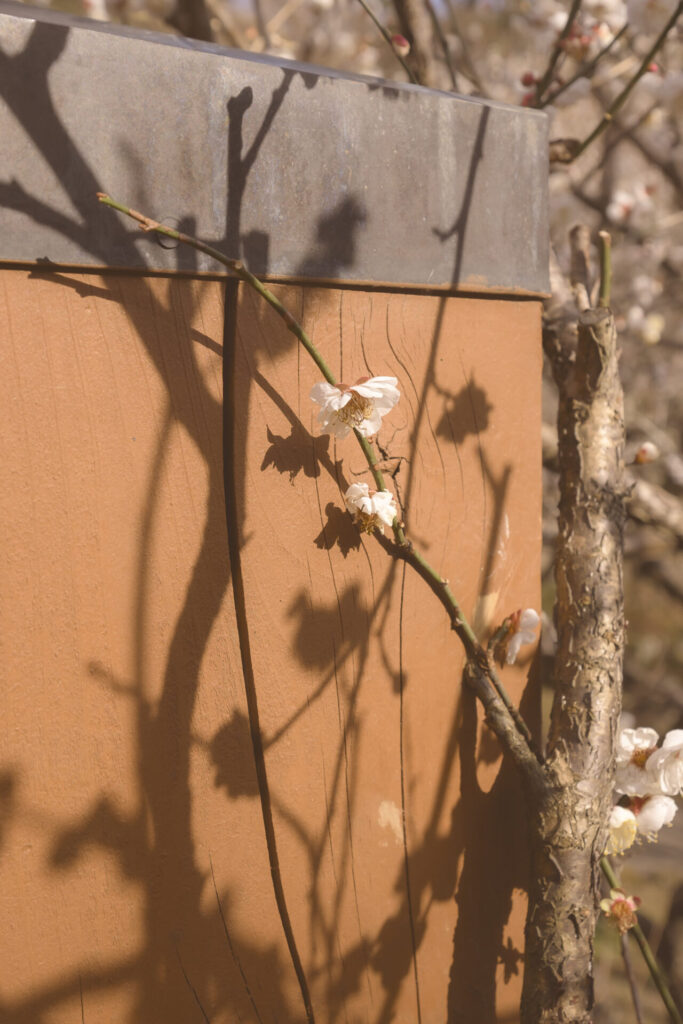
[1,6,547,1020]
[0,268,542,1023]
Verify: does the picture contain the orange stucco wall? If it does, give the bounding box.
[0,269,542,1023]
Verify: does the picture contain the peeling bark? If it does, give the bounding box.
[522,308,626,1023]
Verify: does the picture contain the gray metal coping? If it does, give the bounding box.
[0,1,549,294]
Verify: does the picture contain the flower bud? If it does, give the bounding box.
[634,441,660,464]
[391,34,410,57]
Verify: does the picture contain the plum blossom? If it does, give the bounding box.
[605,806,637,855]
[600,889,641,933]
[640,313,665,345]
[631,794,678,837]
[646,730,683,796]
[344,483,398,534]
[583,0,627,28]
[606,184,655,231]
[615,726,661,796]
[505,609,540,665]
[310,376,399,440]
[616,726,659,766]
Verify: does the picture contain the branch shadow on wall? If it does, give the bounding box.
[0,20,322,1024]
[1,20,535,1024]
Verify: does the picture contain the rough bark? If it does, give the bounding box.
[522,308,626,1023]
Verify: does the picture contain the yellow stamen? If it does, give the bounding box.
[337,392,373,427]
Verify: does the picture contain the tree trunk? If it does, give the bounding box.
[522,308,626,1022]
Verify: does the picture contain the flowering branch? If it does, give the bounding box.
[570,1,683,163]
[533,0,583,106]
[97,192,544,786]
[539,22,628,109]
[352,0,418,83]
[601,857,683,1024]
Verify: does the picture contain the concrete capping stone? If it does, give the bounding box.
[0,1,549,292]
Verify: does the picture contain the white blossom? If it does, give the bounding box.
[600,888,641,932]
[505,609,540,665]
[583,0,627,27]
[606,184,655,231]
[633,794,678,837]
[616,727,659,765]
[615,727,661,796]
[310,376,399,440]
[344,482,398,534]
[640,313,665,345]
[646,730,683,796]
[605,806,637,855]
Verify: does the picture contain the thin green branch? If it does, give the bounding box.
[572,2,683,162]
[97,192,541,772]
[534,0,583,106]
[352,0,418,84]
[540,22,628,109]
[601,857,683,1024]
[97,194,337,386]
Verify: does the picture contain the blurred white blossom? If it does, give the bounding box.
[627,0,679,32]
[606,184,656,231]
[633,440,661,464]
[633,793,678,836]
[505,609,540,665]
[605,806,638,854]
[646,730,683,796]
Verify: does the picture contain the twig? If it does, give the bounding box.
[571,1,683,162]
[352,0,418,83]
[423,0,457,90]
[534,0,583,106]
[620,932,645,1024]
[441,0,487,94]
[96,194,337,384]
[598,230,612,307]
[97,192,543,779]
[601,857,683,1024]
[540,22,628,109]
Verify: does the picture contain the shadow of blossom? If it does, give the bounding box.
[210,712,260,800]
[287,583,366,670]
[261,425,342,482]
[435,377,493,446]
[313,502,362,557]
[499,936,523,983]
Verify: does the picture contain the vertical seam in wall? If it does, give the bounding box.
[222,280,316,1024]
